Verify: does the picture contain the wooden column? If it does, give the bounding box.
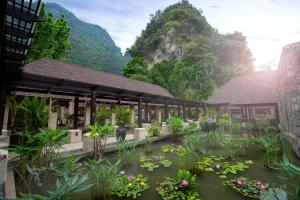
[138,96,142,128]
[183,103,186,121]
[90,92,97,125]
[0,0,8,135]
[117,97,121,105]
[145,103,149,123]
[188,105,191,119]
[196,106,200,120]
[164,101,169,122]
[177,104,181,117]
[73,96,79,129]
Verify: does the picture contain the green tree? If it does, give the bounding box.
[27,4,71,62]
[123,57,152,82]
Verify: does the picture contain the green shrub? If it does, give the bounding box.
[169,116,184,135]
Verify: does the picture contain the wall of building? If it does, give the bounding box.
[278,42,300,156]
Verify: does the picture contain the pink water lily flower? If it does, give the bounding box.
[127,174,135,180]
[256,180,262,186]
[181,179,189,187]
[236,179,243,187]
[260,184,269,190]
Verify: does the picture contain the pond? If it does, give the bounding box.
[16,137,300,200]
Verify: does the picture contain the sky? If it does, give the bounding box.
[46,0,300,70]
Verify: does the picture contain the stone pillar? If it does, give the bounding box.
[134,128,147,141]
[0,149,8,195]
[145,103,149,123]
[156,106,162,123]
[2,103,9,131]
[68,99,74,114]
[48,112,58,130]
[130,104,135,125]
[85,102,91,126]
[69,129,82,143]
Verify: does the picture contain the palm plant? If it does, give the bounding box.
[115,106,133,140]
[18,97,49,133]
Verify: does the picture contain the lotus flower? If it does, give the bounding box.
[181,179,189,187]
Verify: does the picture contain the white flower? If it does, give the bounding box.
[120,171,125,175]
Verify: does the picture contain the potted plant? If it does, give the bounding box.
[115,106,133,140]
[148,123,161,137]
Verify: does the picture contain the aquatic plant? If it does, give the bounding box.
[20,173,93,200]
[194,156,253,178]
[111,173,149,198]
[156,169,199,200]
[117,139,137,165]
[235,136,255,157]
[219,113,232,133]
[84,159,120,200]
[161,144,187,156]
[223,177,286,199]
[256,135,280,168]
[144,136,153,153]
[140,155,172,171]
[221,134,234,158]
[260,187,287,200]
[186,133,206,154]
[148,123,161,136]
[282,155,300,196]
[206,131,223,148]
[199,114,208,130]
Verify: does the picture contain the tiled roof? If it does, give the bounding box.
[23,58,173,98]
[207,71,278,105]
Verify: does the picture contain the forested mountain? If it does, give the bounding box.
[46,3,128,74]
[125,0,254,102]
